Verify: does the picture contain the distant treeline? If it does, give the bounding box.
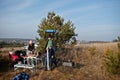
[0,41,24,48]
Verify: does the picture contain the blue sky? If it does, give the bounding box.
[0,0,120,41]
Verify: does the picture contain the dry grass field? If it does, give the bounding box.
[0,42,120,80]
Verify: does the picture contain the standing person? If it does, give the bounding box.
[45,35,55,51]
[27,40,35,56]
[43,35,55,70]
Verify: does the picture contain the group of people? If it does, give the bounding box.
[9,40,35,64]
[9,35,57,71]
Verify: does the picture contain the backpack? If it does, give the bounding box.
[12,72,29,80]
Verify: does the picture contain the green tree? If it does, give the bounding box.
[37,12,77,52]
[118,36,120,52]
[103,36,120,74]
[118,36,120,42]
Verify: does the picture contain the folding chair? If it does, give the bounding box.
[26,57,38,72]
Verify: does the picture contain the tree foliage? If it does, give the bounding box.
[118,36,120,42]
[37,12,77,52]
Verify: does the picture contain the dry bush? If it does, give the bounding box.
[88,46,96,59]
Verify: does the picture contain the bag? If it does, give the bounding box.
[12,72,29,80]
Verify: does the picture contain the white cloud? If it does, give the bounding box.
[0,0,33,12]
[66,5,100,14]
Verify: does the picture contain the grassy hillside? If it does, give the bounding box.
[0,42,120,80]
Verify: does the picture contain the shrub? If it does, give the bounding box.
[118,42,120,52]
[0,41,24,48]
[88,46,96,58]
[103,48,120,74]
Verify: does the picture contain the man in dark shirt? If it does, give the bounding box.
[27,40,35,56]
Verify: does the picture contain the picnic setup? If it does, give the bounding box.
[8,29,74,80]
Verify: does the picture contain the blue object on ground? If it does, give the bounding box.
[12,72,29,80]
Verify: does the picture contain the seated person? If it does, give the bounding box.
[27,40,35,56]
[9,51,24,64]
[15,50,26,57]
[14,50,27,62]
